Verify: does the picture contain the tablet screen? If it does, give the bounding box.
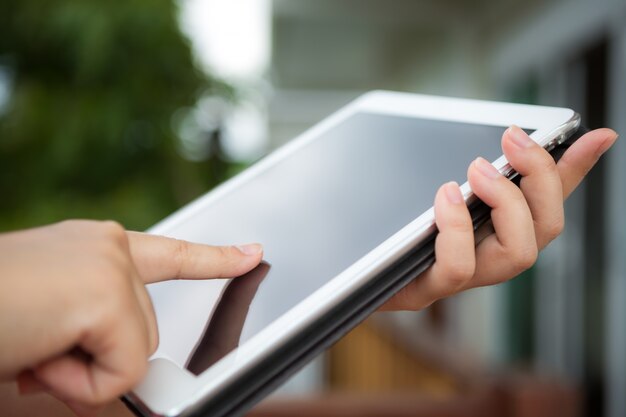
[148,113,521,375]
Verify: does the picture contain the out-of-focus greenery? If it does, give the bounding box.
[0,0,234,231]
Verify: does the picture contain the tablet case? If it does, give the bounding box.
[123,125,589,417]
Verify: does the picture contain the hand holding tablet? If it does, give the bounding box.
[382,125,617,311]
[0,92,617,417]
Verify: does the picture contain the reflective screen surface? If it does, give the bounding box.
[148,113,513,375]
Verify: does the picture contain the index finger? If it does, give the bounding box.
[557,128,618,199]
[126,232,263,283]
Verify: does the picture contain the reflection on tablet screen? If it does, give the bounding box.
[185,263,271,375]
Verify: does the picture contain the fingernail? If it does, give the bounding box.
[444,181,464,205]
[474,157,500,179]
[236,243,263,256]
[507,125,533,148]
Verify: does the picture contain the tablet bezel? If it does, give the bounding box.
[128,91,579,416]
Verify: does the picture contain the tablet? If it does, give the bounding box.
[124,91,580,417]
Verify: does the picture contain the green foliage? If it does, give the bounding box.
[0,0,233,231]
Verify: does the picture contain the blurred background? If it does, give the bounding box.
[1,0,625,416]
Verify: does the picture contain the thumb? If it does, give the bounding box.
[126,232,264,283]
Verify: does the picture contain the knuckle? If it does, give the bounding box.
[538,153,558,173]
[510,187,528,205]
[91,241,131,281]
[510,245,538,272]
[219,245,239,258]
[544,217,565,242]
[216,245,230,258]
[173,239,190,278]
[97,240,128,266]
[442,261,475,291]
[99,220,127,244]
